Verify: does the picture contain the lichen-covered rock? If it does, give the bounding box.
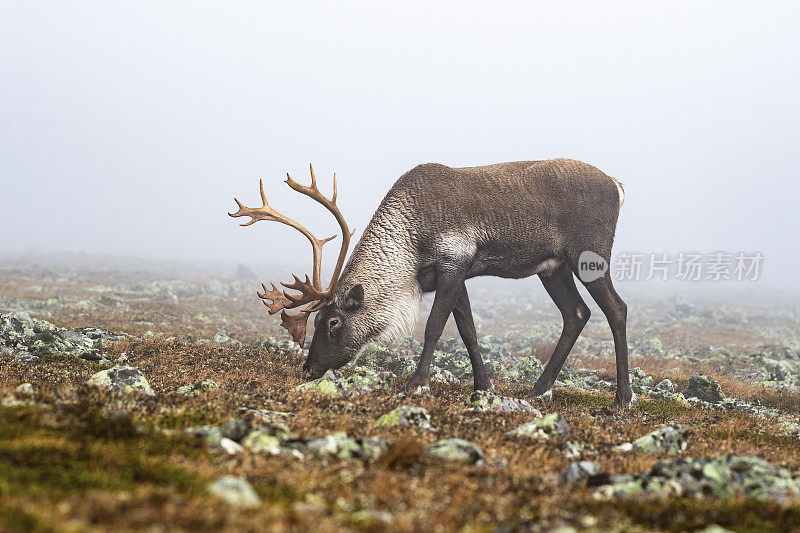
[590,455,800,501]
[630,367,655,393]
[614,424,689,454]
[87,364,154,396]
[219,437,244,455]
[212,330,240,346]
[237,407,293,425]
[301,433,387,461]
[14,383,34,398]
[182,425,222,447]
[241,421,295,455]
[293,370,347,397]
[221,418,250,442]
[561,461,601,485]
[432,349,472,378]
[425,438,485,464]
[177,378,219,396]
[656,379,674,392]
[241,431,283,455]
[207,476,261,507]
[430,365,459,385]
[373,405,433,430]
[1,311,124,363]
[464,390,539,413]
[506,413,569,439]
[779,421,800,439]
[344,368,395,392]
[505,355,544,383]
[350,344,415,376]
[686,374,725,402]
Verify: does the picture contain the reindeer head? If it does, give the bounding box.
[229,165,364,379]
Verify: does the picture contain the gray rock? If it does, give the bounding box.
[301,433,387,461]
[182,426,222,447]
[1,312,124,363]
[87,365,154,396]
[561,461,601,484]
[464,390,539,413]
[207,476,261,507]
[221,418,250,442]
[614,424,689,454]
[430,365,459,385]
[686,374,725,402]
[218,437,244,455]
[656,379,674,392]
[591,455,800,501]
[373,405,433,430]
[14,383,34,398]
[293,370,347,397]
[212,330,240,346]
[177,378,219,396]
[425,438,485,464]
[344,368,395,392]
[507,413,569,439]
[505,355,545,383]
[350,344,416,376]
[241,430,284,455]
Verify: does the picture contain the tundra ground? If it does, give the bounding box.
[1,256,799,532]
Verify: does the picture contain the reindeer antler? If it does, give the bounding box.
[229,165,354,345]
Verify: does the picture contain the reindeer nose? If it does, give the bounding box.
[301,363,315,381]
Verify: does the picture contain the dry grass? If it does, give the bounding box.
[2,338,800,532]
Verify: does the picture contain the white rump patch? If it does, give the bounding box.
[611,176,625,206]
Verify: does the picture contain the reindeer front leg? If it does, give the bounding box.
[406,266,467,392]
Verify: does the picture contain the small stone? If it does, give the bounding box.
[425,438,484,464]
[614,424,689,454]
[344,368,395,392]
[373,405,433,430]
[464,390,539,413]
[686,374,725,402]
[561,461,601,484]
[241,430,282,455]
[221,418,250,442]
[218,437,244,455]
[87,365,154,396]
[207,476,260,507]
[430,365,459,384]
[177,378,219,396]
[14,383,34,398]
[293,370,347,397]
[656,379,674,392]
[182,426,222,448]
[506,413,569,439]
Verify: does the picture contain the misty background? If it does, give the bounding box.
[1,1,799,288]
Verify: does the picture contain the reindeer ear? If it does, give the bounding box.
[343,284,364,310]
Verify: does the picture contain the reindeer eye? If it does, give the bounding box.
[329,317,341,332]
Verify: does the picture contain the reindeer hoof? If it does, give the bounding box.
[526,389,552,403]
[404,373,430,394]
[613,391,637,410]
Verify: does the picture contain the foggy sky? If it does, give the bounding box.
[1,2,799,286]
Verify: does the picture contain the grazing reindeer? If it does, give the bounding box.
[230,160,632,408]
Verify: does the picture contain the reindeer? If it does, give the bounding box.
[230,160,633,408]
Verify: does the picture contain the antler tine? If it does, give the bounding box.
[284,165,354,294]
[230,166,355,345]
[230,177,336,303]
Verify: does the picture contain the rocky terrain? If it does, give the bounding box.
[1,254,800,532]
